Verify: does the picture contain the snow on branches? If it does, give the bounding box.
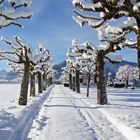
[116,65,139,88]
[72,0,140,79]
[116,65,139,81]
[133,2,140,12]
[0,0,33,28]
[0,36,32,63]
[0,36,53,105]
[72,0,102,11]
[31,44,52,73]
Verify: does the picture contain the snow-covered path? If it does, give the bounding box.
[27,85,127,140]
[28,85,94,140]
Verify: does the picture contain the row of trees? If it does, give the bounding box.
[67,0,139,104]
[0,37,54,105]
[0,0,54,105]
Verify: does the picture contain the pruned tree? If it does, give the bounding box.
[72,34,124,104]
[72,39,96,97]
[107,72,113,86]
[0,36,32,105]
[72,0,137,104]
[60,68,69,86]
[0,0,32,103]
[31,44,52,94]
[116,65,139,88]
[66,48,81,93]
[78,58,95,97]
[72,0,140,78]
[0,38,52,105]
[62,63,74,90]
[47,66,55,86]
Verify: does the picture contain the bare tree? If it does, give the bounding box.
[71,41,96,97]
[0,36,32,105]
[66,48,81,93]
[32,44,52,93]
[72,0,140,78]
[72,0,137,104]
[116,65,139,88]
[0,0,32,104]
[0,38,52,105]
[72,37,125,104]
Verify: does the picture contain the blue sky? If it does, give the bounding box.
[0,0,137,70]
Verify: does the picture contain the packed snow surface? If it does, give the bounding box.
[0,84,140,140]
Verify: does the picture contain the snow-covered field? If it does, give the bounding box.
[0,84,140,140]
[0,84,53,140]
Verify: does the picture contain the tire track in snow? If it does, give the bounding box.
[31,85,97,140]
[100,109,140,140]
[68,90,127,140]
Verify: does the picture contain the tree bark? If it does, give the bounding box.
[18,63,30,105]
[87,73,90,97]
[94,64,97,83]
[47,77,52,87]
[72,76,76,91]
[137,26,140,79]
[75,69,80,93]
[49,77,52,85]
[125,78,128,88]
[47,78,49,87]
[131,78,136,89]
[30,73,35,96]
[96,53,108,105]
[42,72,46,91]
[37,72,43,93]
[69,73,73,89]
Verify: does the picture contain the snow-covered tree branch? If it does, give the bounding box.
[72,0,140,79]
[0,0,33,28]
[0,37,53,105]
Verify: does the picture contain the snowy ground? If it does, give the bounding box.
[0,84,53,140]
[0,84,140,140]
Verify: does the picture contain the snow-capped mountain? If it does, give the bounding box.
[104,60,137,78]
[0,70,8,79]
[0,70,17,82]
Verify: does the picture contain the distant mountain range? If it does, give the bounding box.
[0,69,18,83]
[53,61,66,79]
[0,60,137,82]
[105,60,137,78]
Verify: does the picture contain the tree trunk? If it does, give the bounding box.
[72,76,76,91]
[94,65,97,83]
[69,73,72,89]
[49,77,52,85]
[42,72,46,91]
[18,63,30,105]
[75,69,80,93]
[131,78,136,89]
[137,26,140,79]
[96,53,108,105]
[125,78,128,88]
[47,77,50,87]
[47,77,52,87]
[37,72,43,93]
[87,73,90,97]
[30,73,35,96]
